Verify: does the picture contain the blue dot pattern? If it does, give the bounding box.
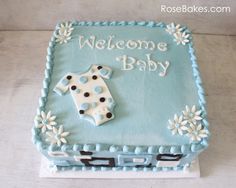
[79,76,88,84]
[94,86,103,94]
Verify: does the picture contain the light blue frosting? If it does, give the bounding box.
[94,86,103,94]
[99,68,108,76]
[91,102,97,108]
[95,114,103,121]
[75,88,80,93]
[45,24,200,146]
[83,144,95,151]
[32,21,209,172]
[61,78,69,85]
[80,103,90,110]
[79,76,88,84]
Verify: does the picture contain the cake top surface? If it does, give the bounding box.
[33,21,209,152]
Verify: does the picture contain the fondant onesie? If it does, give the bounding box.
[54,65,116,126]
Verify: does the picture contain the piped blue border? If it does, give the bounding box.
[32,21,210,169]
[51,164,186,172]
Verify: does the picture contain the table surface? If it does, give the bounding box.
[0,31,236,188]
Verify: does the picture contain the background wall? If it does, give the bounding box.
[0,0,235,35]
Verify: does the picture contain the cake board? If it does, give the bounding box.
[39,157,200,178]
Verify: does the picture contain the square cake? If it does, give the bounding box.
[32,21,210,172]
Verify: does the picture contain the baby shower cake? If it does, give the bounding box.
[32,21,209,172]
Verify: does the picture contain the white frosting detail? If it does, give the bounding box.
[168,114,188,135]
[78,35,95,49]
[74,155,92,161]
[174,32,190,45]
[119,55,136,71]
[158,61,170,77]
[107,35,116,50]
[183,105,202,125]
[95,39,106,50]
[126,40,138,49]
[165,23,190,46]
[55,22,74,44]
[35,111,57,133]
[146,54,157,71]
[133,158,145,163]
[167,105,207,143]
[78,35,167,51]
[165,23,183,35]
[48,151,69,157]
[136,40,155,51]
[116,54,170,76]
[186,123,208,142]
[55,31,72,44]
[46,125,70,146]
[136,60,147,71]
[157,42,168,52]
[59,22,74,34]
[156,160,180,167]
[115,40,125,49]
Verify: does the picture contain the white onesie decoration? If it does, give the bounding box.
[54,65,116,126]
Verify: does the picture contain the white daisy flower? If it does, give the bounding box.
[55,30,72,44]
[35,111,57,133]
[173,31,190,45]
[187,123,208,142]
[46,125,70,146]
[183,105,202,125]
[54,22,74,44]
[166,23,183,35]
[58,22,74,34]
[168,114,188,135]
